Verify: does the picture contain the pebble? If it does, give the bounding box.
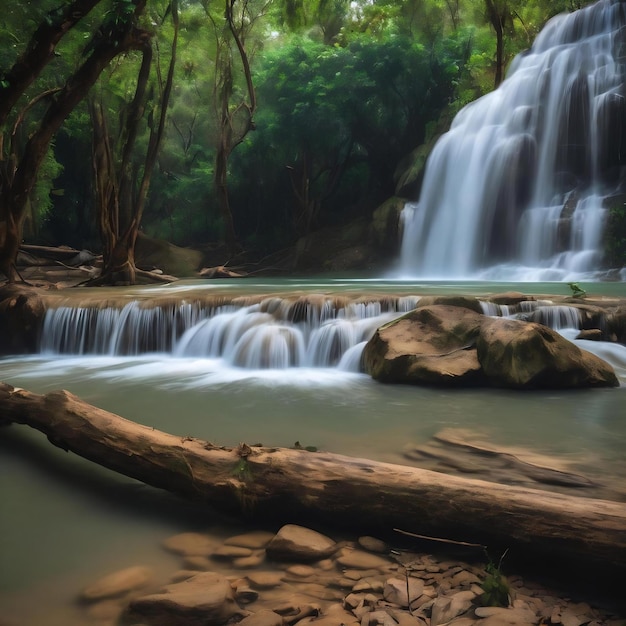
[80,565,152,602]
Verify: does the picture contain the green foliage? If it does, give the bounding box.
[480,551,510,608]
[605,203,626,268]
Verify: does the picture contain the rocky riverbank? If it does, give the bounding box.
[70,523,626,626]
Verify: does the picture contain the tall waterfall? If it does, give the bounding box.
[399,0,626,281]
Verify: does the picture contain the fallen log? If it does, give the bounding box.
[2,381,626,575]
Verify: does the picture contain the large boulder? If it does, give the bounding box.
[362,306,486,386]
[363,305,619,389]
[477,316,619,389]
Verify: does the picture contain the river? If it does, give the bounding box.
[1,278,625,625]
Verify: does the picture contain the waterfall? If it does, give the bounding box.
[39,296,421,372]
[400,0,626,281]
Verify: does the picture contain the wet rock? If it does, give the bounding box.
[234,551,267,569]
[163,532,217,556]
[81,565,153,602]
[246,571,285,589]
[123,571,243,626]
[478,316,619,388]
[362,305,485,386]
[238,609,284,626]
[287,564,316,578]
[357,536,388,554]
[362,609,398,626]
[474,606,536,625]
[212,545,254,560]
[225,531,275,549]
[336,549,392,570]
[382,576,425,608]
[430,590,476,625]
[266,525,337,562]
[183,555,212,570]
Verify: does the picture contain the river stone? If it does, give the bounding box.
[237,609,284,626]
[336,549,392,570]
[163,532,217,556]
[224,531,275,549]
[124,571,242,626]
[246,571,285,589]
[234,551,266,569]
[362,305,486,386]
[477,316,619,388]
[358,536,388,553]
[212,545,254,560]
[266,524,337,562]
[383,576,425,608]
[81,565,153,602]
[430,590,476,625]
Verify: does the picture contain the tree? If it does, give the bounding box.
[89,0,180,285]
[207,0,263,256]
[0,0,150,283]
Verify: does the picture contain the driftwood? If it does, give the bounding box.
[2,381,626,575]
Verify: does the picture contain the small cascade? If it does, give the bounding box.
[525,305,583,330]
[40,296,421,372]
[400,0,626,280]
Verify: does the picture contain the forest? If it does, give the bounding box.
[0,0,615,285]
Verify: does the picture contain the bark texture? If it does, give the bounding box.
[2,381,626,574]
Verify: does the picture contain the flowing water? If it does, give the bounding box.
[1,278,626,624]
[399,0,626,281]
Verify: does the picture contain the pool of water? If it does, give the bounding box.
[1,278,625,624]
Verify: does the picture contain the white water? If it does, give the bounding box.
[400,0,626,281]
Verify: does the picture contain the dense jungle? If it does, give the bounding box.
[2,0,624,285]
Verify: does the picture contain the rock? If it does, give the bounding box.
[383,577,425,608]
[135,232,202,277]
[363,609,400,626]
[576,328,603,341]
[357,536,388,554]
[163,532,217,556]
[362,305,485,386]
[287,564,316,577]
[416,295,484,313]
[235,587,259,604]
[123,571,243,626]
[486,292,535,305]
[246,571,285,589]
[363,304,619,389]
[266,525,337,562]
[477,316,619,388]
[336,549,392,570]
[81,565,153,602]
[473,606,537,625]
[430,590,476,626]
[238,610,284,626]
[212,545,254,560]
[370,197,406,253]
[234,551,266,569]
[224,531,275,549]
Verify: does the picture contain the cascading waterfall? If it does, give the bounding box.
[39,295,603,377]
[39,296,421,372]
[399,0,626,281]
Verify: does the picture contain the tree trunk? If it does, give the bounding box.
[0,213,21,282]
[2,381,626,574]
